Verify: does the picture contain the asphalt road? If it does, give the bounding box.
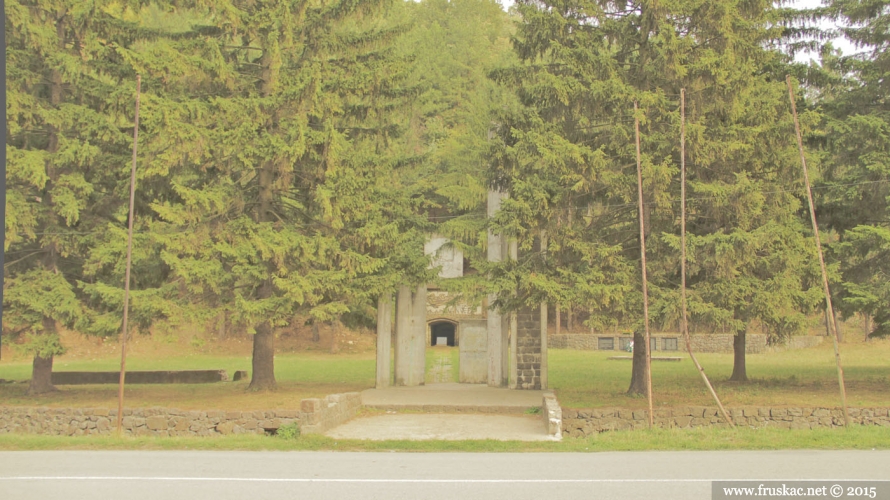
[1,450,887,500]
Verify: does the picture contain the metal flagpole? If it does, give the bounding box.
[633,101,654,429]
[786,75,851,427]
[117,75,141,433]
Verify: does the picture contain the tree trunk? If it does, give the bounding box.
[864,313,871,342]
[217,311,227,339]
[247,45,279,392]
[27,25,66,398]
[729,330,748,382]
[312,322,320,343]
[833,308,843,343]
[567,308,574,333]
[28,353,56,395]
[330,320,340,354]
[627,331,649,395]
[249,281,276,391]
[555,305,561,335]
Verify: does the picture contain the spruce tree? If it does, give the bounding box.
[5,0,144,394]
[133,0,422,390]
[491,0,819,391]
[813,0,890,337]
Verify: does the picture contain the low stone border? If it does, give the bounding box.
[0,391,362,437]
[542,392,562,441]
[299,392,362,435]
[551,333,770,353]
[0,406,298,437]
[562,406,890,437]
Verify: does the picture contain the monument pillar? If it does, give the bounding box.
[375,295,392,388]
[487,190,508,387]
[394,284,426,386]
[411,283,427,384]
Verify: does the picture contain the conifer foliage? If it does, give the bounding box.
[5,0,144,394]
[815,0,890,338]
[4,0,889,398]
[132,0,421,390]
[490,0,820,388]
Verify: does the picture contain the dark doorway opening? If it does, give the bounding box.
[430,322,456,346]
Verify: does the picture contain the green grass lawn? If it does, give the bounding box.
[550,338,890,409]
[1,425,888,452]
[1,337,888,411]
[0,352,377,410]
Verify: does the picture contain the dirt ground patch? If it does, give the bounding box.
[0,319,376,363]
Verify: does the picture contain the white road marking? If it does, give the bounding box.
[0,477,710,483]
[0,477,865,483]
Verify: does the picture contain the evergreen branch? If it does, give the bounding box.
[4,250,48,269]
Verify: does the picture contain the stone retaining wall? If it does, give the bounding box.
[550,333,772,354]
[561,406,890,437]
[298,392,362,435]
[0,391,362,437]
[0,406,298,437]
[767,336,824,352]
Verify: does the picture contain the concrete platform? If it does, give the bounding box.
[325,413,552,441]
[324,384,555,441]
[361,383,545,414]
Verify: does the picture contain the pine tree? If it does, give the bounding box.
[813,0,890,337]
[491,0,819,391]
[131,0,423,390]
[4,0,144,394]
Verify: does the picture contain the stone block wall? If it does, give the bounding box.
[561,406,890,437]
[549,333,770,354]
[767,336,824,352]
[515,308,542,390]
[689,334,767,353]
[298,392,362,435]
[0,391,362,437]
[0,406,298,437]
[426,290,483,322]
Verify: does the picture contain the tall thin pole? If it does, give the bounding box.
[633,101,654,429]
[117,75,141,433]
[786,75,851,427]
[678,89,734,427]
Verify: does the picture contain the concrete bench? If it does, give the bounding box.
[607,356,682,362]
[50,370,238,385]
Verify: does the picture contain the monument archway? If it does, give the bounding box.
[429,319,457,346]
